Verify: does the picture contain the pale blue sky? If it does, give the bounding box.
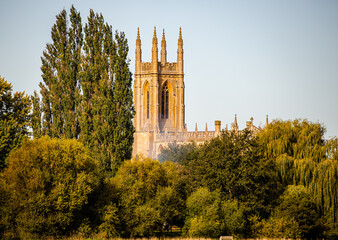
[1,0,338,138]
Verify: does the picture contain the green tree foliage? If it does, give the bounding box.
[184,188,225,238]
[258,119,326,163]
[326,137,338,160]
[31,91,42,138]
[112,158,189,237]
[111,31,135,172]
[158,141,198,165]
[184,188,245,238]
[184,187,245,238]
[35,6,134,175]
[188,130,281,219]
[39,6,82,139]
[0,137,100,239]
[80,10,134,175]
[257,119,338,234]
[260,185,325,239]
[310,159,338,236]
[0,76,31,170]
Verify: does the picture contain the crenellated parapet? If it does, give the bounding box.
[140,62,178,74]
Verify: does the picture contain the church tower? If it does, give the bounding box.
[133,27,185,158]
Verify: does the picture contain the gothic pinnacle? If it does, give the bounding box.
[152,26,157,45]
[161,28,167,63]
[153,26,157,38]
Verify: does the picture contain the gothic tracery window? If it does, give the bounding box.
[161,82,169,119]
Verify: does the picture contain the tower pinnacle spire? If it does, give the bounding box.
[135,27,142,73]
[152,26,158,72]
[177,27,183,73]
[161,28,167,63]
[153,26,157,43]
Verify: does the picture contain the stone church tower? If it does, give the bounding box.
[132,27,261,159]
[133,27,185,158]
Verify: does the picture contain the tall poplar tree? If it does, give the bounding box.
[80,10,134,174]
[39,6,82,138]
[111,31,135,173]
[35,6,134,175]
[80,10,117,172]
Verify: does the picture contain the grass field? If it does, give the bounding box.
[63,237,214,240]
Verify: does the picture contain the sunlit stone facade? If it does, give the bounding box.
[132,28,261,159]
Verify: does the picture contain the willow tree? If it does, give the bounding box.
[310,160,338,233]
[257,119,338,234]
[258,119,326,163]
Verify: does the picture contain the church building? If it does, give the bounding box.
[132,27,260,159]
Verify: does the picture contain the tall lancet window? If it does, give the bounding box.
[147,90,149,119]
[161,82,169,119]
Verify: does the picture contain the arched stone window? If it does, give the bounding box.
[158,144,163,154]
[161,82,169,119]
[143,81,150,121]
[146,89,149,119]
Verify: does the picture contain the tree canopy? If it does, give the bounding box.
[0,137,100,239]
[0,76,31,170]
[111,157,190,237]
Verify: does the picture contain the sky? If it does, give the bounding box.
[1,0,338,138]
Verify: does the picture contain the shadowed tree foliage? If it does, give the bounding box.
[0,76,31,170]
[258,185,325,240]
[112,158,190,237]
[188,130,282,221]
[0,137,100,239]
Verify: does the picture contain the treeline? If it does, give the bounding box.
[158,123,338,239]
[0,117,337,239]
